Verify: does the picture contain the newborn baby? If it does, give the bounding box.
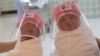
[8,13,44,56]
[52,2,99,56]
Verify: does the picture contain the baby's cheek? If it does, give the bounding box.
[59,23,68,29]
[72,21,80,27]
[59,23,64,28]
[35,29,40,36]
[61,22,69,27]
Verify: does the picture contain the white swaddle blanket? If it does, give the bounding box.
[53,15,100,56]
[8,35,42,56]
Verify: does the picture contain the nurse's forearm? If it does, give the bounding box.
[0,40,16,53]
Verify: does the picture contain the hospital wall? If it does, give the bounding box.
[0,0,100,18]
[0,0,17,11]
[48,0,100,18]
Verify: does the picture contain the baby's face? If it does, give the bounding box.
[57,14,80,31]
[21,23,40,37]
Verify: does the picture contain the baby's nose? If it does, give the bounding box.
[66,19,71,23]
[66,22,72,27]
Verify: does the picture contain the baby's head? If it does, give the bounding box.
[53,2,81,31]
[17,13,44,41]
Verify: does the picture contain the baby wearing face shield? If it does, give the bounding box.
[8,13,44,56]
[52,2,100,56]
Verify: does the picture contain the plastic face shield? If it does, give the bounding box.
[50,1,92,39]
[9,13,45,41]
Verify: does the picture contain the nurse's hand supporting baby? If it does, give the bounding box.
[0,40,16,53]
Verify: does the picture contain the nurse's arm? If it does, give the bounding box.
[0,40,16,53]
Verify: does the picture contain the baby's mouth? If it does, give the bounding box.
[28,30,34,33]
[66,23,74,30]
[67,23,72,27]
